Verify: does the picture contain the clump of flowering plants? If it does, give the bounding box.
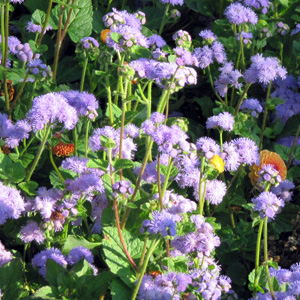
[1,0,300,299]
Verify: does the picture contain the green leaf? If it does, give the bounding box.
[194,96,214,118]
[273,144,290,160]
[111,278,132,300]
[86,158,109,171]
[51,0,93,42]
[131,45,152,60]
[293,40,300,57]
[102,226,143,274]
[105,103,122,121]
[273,203,299,234]
[226,262,248,286]
[92,10,104,34]
[110,32,122,43]
[32,286,56,299]
[288,166,300,179]
[0,259,24,300]
[46,259,68,286]
[0,156,26,183]
[278,0,288,6]
[18,181,38,196]
[280,113,300,137]
[248,265,267,287]
[113,159,134,171]
[71,259,94,277]
[24,0,48,13]
[56,56,81,84]
[32,9,46,25]
[62,235,101,254]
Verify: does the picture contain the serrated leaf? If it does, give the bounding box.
[102,226,143,274]
[113,159,134,171]
[18,181,38,196]
[32,286,56,299]
[111,278,132,300]
[62,235,101,254]
[86,158,108,171]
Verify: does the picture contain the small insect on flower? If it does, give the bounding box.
[209,155,225,173]
[50,210,65,221]
[149,270,162,278]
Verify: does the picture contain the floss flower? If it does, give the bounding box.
[26,93,78,132]
[20,221,45,244]
[0,241,13,267]
[206,112,235,132]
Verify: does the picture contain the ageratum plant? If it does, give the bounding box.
[0,0,300,300]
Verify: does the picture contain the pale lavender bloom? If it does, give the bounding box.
[174,47,195,66]
[257,164,282,188]
[81,37,99,48]
[20,221,45,244]
[112,180,133,198]
[252,191,284,219]
[152,48,167,60]
[222,141,241,171]
[196,137,220,159]
[244,0,271,14]
[60,91,99,118]
[148,34,166,49]
[0,182,25,225]
[124,124,140,138]
[172,30,192,49]
[240,98,263,117]
[106,24,148,52]
[32,248,67,278]
[67,247,94,264]
[232,137,259,165]
[141,209,182,237]
[61,157,89,174]
[291,23,300,35]
[193,46,214,69]
[150,112,165,124]
[205,179,227,205]
[199,30,217,43]
[224,2,258,25]
[26,93,78,132]
[211,41,227,63]
[91,194,108,234]
[159,0,184,6]
[4,119,31,148]
[102,8,126,29]
[26,21,52,33]
[271,180,295,202]
[11,0,25,3]
[244,54,287,85]
[0,241,13,266]
[236,31,253,44]
[16,43,34,62]
[276,22,289,36]
[206,112,234,131]
[0,36,21,54]
[27,58,50,77]
[66,173,104,194]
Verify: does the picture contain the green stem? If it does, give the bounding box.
[219,130,223,152]
[49,147,65,182]
[131,236,160,300]
[219,0,224,18]
[105,63,114,125]
[254,219,264,293]
[259,82,272,151]
[53,3,65,80]
[157,154,163,211]
[207,65,225,104]
[37,0,53,46]
[20,135,36,156]
[25,124,51,183]
[264,217,275,300]
[80,55,89,92]
[234,83,251,116]
[161,157,173,198]
[199,156,206,215]
[238,25,246,71]
[85,119,90,158]
[138,236,148,274]
[73,126,78,156]
[158,4,170,35]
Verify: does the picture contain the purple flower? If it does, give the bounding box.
[159,0,184,6]
[205,179,227,205]
[232,137,259,165]
[26,93,78,132]
[141,209,182,237]
[244,54,287,85]
[271,180,295,202]
[32,248,67,278]
[91,194,108,234]
[150,112,165,124]
[193,46,214,69]
[196,137,221,159]
[67,247,94,265]
[60,90,99,118]
[148,34,166,49]
[61,156,89,174]
[112,180,134,198]
[81,37,99,48]
[0,182,25,225]
[224,3,258,25]
[3,119,31,148]
[20,221,45,244]
[172,30,192,49]
[211,41,227,63]
[244,0,271,14]
[222,141,241,171]
[291,23,300,35]
[240,98,263,117]
[0,36,21,54]
[0,241,13,267]
[236,31,253,44]
[174,47,195,66]
[124,124,140,138]
[106,25,148,52]
[252,191,284,219]
[11,0,25,3]
[16,43,34,62]
[102,8,126,29]
[26,21,52,33]
[206,112,234,131]
[27,58,50,77]
[257,164,282,188]
[199,30,217,43]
